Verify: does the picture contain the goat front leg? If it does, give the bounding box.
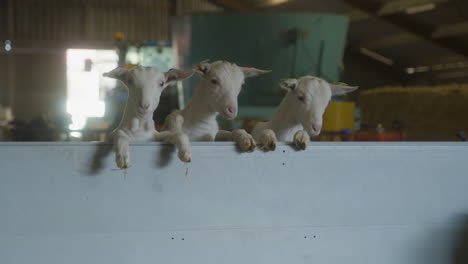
[216,129,256,152]
[166,132,191,162]
[293,130,309,150]
[113,131,131,169]
[163,113,192,162]
[153,130,173,141]
[257,129,277,151]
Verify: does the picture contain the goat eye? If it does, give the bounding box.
[211,79,218,85]
[159,81,165,86]
[298,96,305,102]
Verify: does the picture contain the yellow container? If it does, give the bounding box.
[320,134,342,141]
[124,64,139,70]
[322,101,355,132]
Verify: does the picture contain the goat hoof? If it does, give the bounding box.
[261,140,276,151]
[294,132,309,150]
[295,141,307,150]
[268,141,276,151]
[239,135,256,152]
[179,151,192,163]
[117,162,130,169]
[116,153,130,169]
[248,141,256,152]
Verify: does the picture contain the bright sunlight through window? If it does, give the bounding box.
[66,49,118,131]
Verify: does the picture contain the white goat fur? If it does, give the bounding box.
[252,76,358,150]
[161,60,270,162]
[103,66,193,168]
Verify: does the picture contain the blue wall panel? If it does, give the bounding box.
[185,13,349,106]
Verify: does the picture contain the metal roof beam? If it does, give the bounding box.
[206,0,254,11]
[340,0,468,58]
[377,0,448,16]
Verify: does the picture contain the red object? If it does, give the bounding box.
[155,124,164,132]
[340,134,354,141]
[376,132,402,141]
[353,131,402,141]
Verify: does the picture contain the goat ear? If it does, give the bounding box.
[165,68,194,84]
[330,83,359,96]
[193,60,211,75]
[103,67,128,81]
[240,67,271,78]
[279,79,298,91]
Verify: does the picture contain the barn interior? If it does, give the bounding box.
[2,2,468,264]
[1,0,467,142]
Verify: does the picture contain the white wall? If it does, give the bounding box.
[1,142,468,264]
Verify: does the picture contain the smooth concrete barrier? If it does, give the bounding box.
[1,142,468,264]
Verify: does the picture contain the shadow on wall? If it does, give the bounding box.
[86,140,178,174]
[453,215,468,264]
[87,141,114,175]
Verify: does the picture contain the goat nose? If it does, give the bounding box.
[227,107,237,114]
[312,124,322,134]
[141,103,150,110]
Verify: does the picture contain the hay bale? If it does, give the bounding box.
[359,84,468,141]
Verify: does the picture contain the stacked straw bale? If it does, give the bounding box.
[359,84,468,141]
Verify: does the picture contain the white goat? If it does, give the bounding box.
[103,66,193,168]
[161,60,270,162]
[252,76,358,150]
